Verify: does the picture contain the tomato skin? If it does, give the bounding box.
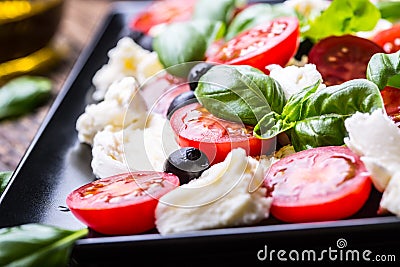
[170,102,275,164]
[206,17,300,74]
[129,0,196,34]
[66,172,180,235]
[381,86,400,123]
[308,35,385,86]
[372,24,400,53]
[265,146,372,223]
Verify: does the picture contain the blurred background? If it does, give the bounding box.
[0,0,121,171]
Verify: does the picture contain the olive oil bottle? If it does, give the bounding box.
[0,0,64,83]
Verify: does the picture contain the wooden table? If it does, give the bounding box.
[0,0,114,171]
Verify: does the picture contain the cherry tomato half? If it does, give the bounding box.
[372,24,400,53]
[206,17,300,74]
[381,86,400,123]
[129,0,197,34]
[170,102,275,165]
[66,172,180,235]
[308,34,385,86]
[264,146,372,223]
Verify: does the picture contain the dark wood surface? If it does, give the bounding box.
[0,0,113,171]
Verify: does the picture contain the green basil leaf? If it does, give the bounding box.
[195,65,286,125]
[376,1,400,22]
[303,79,384,117]
[225,3,295,40]
[0,171,12,195]
[0,76,52,120]
[281,80,321,122]
[367,50,400,90]
[303,0,381,42]
[153,20,225,77]
[193,0,241,25]
[291,114,347,151]
[254,112,295,139]
[0,224,88,267]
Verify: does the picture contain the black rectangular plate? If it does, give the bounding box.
[1,1,399,266]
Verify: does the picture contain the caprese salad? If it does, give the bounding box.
[69,0,400,236]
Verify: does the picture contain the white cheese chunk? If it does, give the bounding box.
[76,77,147,145]
[266,64,326,99]
[92,37,163,100]
[344,109,400,217]
[91,113,179,178]
[344,109,400,192]
[155,148,273,235]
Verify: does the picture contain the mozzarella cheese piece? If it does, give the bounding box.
[91,113,179,178]
[344,109,400,216]
[155,148,273,235]
[92,37,163,100]
[266,64,326,99]
[76,77,147,145]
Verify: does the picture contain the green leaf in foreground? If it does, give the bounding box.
[367,50,400,90]
[0,224,88,267]
[0,76,52,120]
[0,171,12,195]
[303,0,381,42]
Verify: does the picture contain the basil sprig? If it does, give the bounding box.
[195,65,286,125]
[195,65,383,151]
[0,224,88,267]
[0,76,52,120]
[255,79,383,151]
[367,50,400,90]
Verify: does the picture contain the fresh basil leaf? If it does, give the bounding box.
[303,79,384,117]
[0,171,12,195]
[281,80,320,122]
[254,81,320,138]
[195,65,286,125]
[291,114,347,151]
[367,50,400,90]
[153,20,225,77]
[193,0,241,25]
[225,3,295,40]
[254,112,295,139]
[255,79,383,150]
[0,224,88,267]
[0,76,52,120]
[376,1,400,22]
[303,0,381,42]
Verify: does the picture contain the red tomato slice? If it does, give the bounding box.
[264,146,372,223]
[129,0,197,34]
[66,172,180,235]
[308,34,385,86]
[206,17,300,74]
[381,86,400,123]
[372,24,400,53]
[170,102,275,164]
